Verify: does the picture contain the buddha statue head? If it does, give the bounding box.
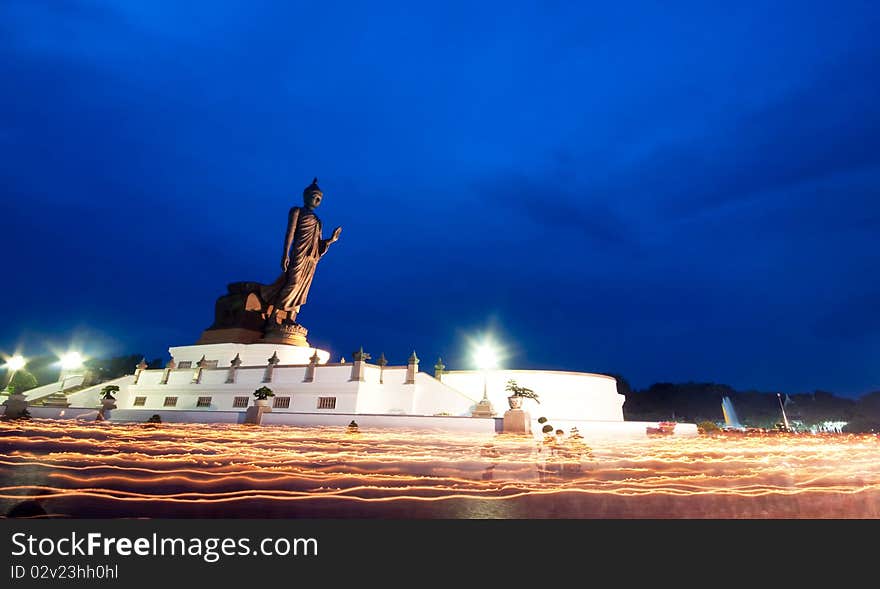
[303,178,323,209]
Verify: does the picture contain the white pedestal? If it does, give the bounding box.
[169,343,330,367]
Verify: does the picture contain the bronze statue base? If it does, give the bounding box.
[198,282,270,345]
[196,327,264,345]
[260,322,309,347]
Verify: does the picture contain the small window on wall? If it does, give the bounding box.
[163,396,178,407]
[232,397,249,408]
[203,360,219,368]
[196,396,212,408]
[273,396,291,409]
[133,396,147,407]
[317,397,336,410]
[177,361,192,369]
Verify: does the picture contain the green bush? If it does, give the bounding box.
[253,386,275,400]
[8,371,38,393]
[697,420,721,434]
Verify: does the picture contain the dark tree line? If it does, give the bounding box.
[620,379,880,433]
[84,354,164,383]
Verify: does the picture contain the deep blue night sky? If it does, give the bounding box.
[1,1,878,396]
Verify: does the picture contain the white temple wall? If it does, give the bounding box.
[354,382,415,414]
[309,364,356,385]
[200,369,230,386]
[260,412,499,432]
[411,373,479,416]
[62,375,134,408]
[110,409,245,423]
[166,370,195,386]
[373,366,408,386]
[441,370,624,422]
[23,405,695,438]
[361,364,382,385]
[235,369,269,386]
[135,371,164,386]
[65,363,625,424]
[27,406,101,420]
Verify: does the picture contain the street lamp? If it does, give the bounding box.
[58,351,84,394]
[60,352,84,371]
[474,343,498,401]
[3,354,26,393]
[467,340,502,418]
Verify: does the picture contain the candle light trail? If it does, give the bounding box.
[1,419,877,518]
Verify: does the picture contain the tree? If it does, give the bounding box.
[606,373,633,396]
[8,370,38,394]
[15,356,59,387]
[86,355,145,381]
[622,381,866,429]
[842,418,880,434]
[504,379,540,404]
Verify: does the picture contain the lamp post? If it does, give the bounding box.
[474,343,498,402]
[3,355,26,394]
[41,351,84,408]
[57,351,84,395]
[777,393,791,432]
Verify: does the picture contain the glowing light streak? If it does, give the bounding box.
[1,419,878,517]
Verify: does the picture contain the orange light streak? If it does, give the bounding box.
[1,419,878,517]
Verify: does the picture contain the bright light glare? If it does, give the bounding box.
[6,355,26,372]
[60,352,84,370]
[474,344,498,370]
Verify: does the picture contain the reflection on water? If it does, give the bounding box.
[0,419,878,518]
